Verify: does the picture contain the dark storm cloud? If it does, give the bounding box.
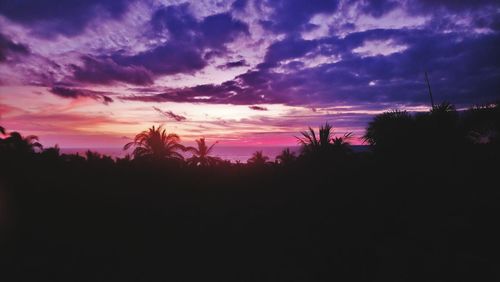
[72,56,153,86]
[50,87,113,105]
[0,0,134,37]
[0,33,29,62]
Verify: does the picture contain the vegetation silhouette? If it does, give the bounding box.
[363,109,415,153]
[1,102,499,281]
[123,125,185,161]
[0,129,43,157]
[275,147,296,165]
[185,138,221,166]
[247,150,270,166]
[297,122,353,164]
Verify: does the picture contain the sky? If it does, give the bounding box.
[0,0,499,148]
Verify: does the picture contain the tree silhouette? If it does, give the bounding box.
[275,148,296,165]
[296,123,353,160]
[363,110,415,152]
[40,145,61,162]
[461,102,500,144]
[0,125,5,136]
[123,125,185,160]
[423,101,460,147]
[0,131,43,154]
[185,138,221,166]
[332,132,353,152]
[247,151,269,166]
[297,123,334,154]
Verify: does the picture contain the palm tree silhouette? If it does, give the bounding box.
[297,123,334,149]
[1,131,43,154]
[332,132,353,152]
[247,151,269,165]
[123,125,185,160]
[185,138,221,166]
[276,148,296,165]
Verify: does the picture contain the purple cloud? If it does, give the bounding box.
[68,3,249,83]
[217,60,249,69]
[151,4,249,49]
[112,42,207,76]
[259,0,339,34]
[1,0,499,113]
[121,24,500,108]
[50,87,113,105]
[360,0,400,17]
[0,33,29,62]
[249,105,268,111]
[0,0,134,37]
[72,56,153,85]
[153,106,187,122]
[412,0,500,12]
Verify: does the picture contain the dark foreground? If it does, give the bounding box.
[1,103,500,281]
[1,148,499,282]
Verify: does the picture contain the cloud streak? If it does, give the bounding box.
[50,87,114,105]
[153,106,187,122]
[249,105,268,111]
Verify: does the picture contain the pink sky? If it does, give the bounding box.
[1,85,377,148]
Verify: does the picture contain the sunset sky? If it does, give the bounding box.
[1,0,499,148]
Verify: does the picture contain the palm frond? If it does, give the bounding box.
[206,141,218,155]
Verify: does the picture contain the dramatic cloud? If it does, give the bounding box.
[72,56,153,85]
[122,19,500,107]
[0,0,134,37]
[50,87,113,105]
[0,33,29,62]
[112,42,207,76]
[153,106,187,122]
[64,3,249,84]
[411,0,500,12]
[1,0,500,147]
[259,0,339,34]
[360,0,399,17]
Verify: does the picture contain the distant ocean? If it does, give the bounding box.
[60,145,369,163]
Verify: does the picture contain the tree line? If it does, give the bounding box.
[1,101,499,167]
